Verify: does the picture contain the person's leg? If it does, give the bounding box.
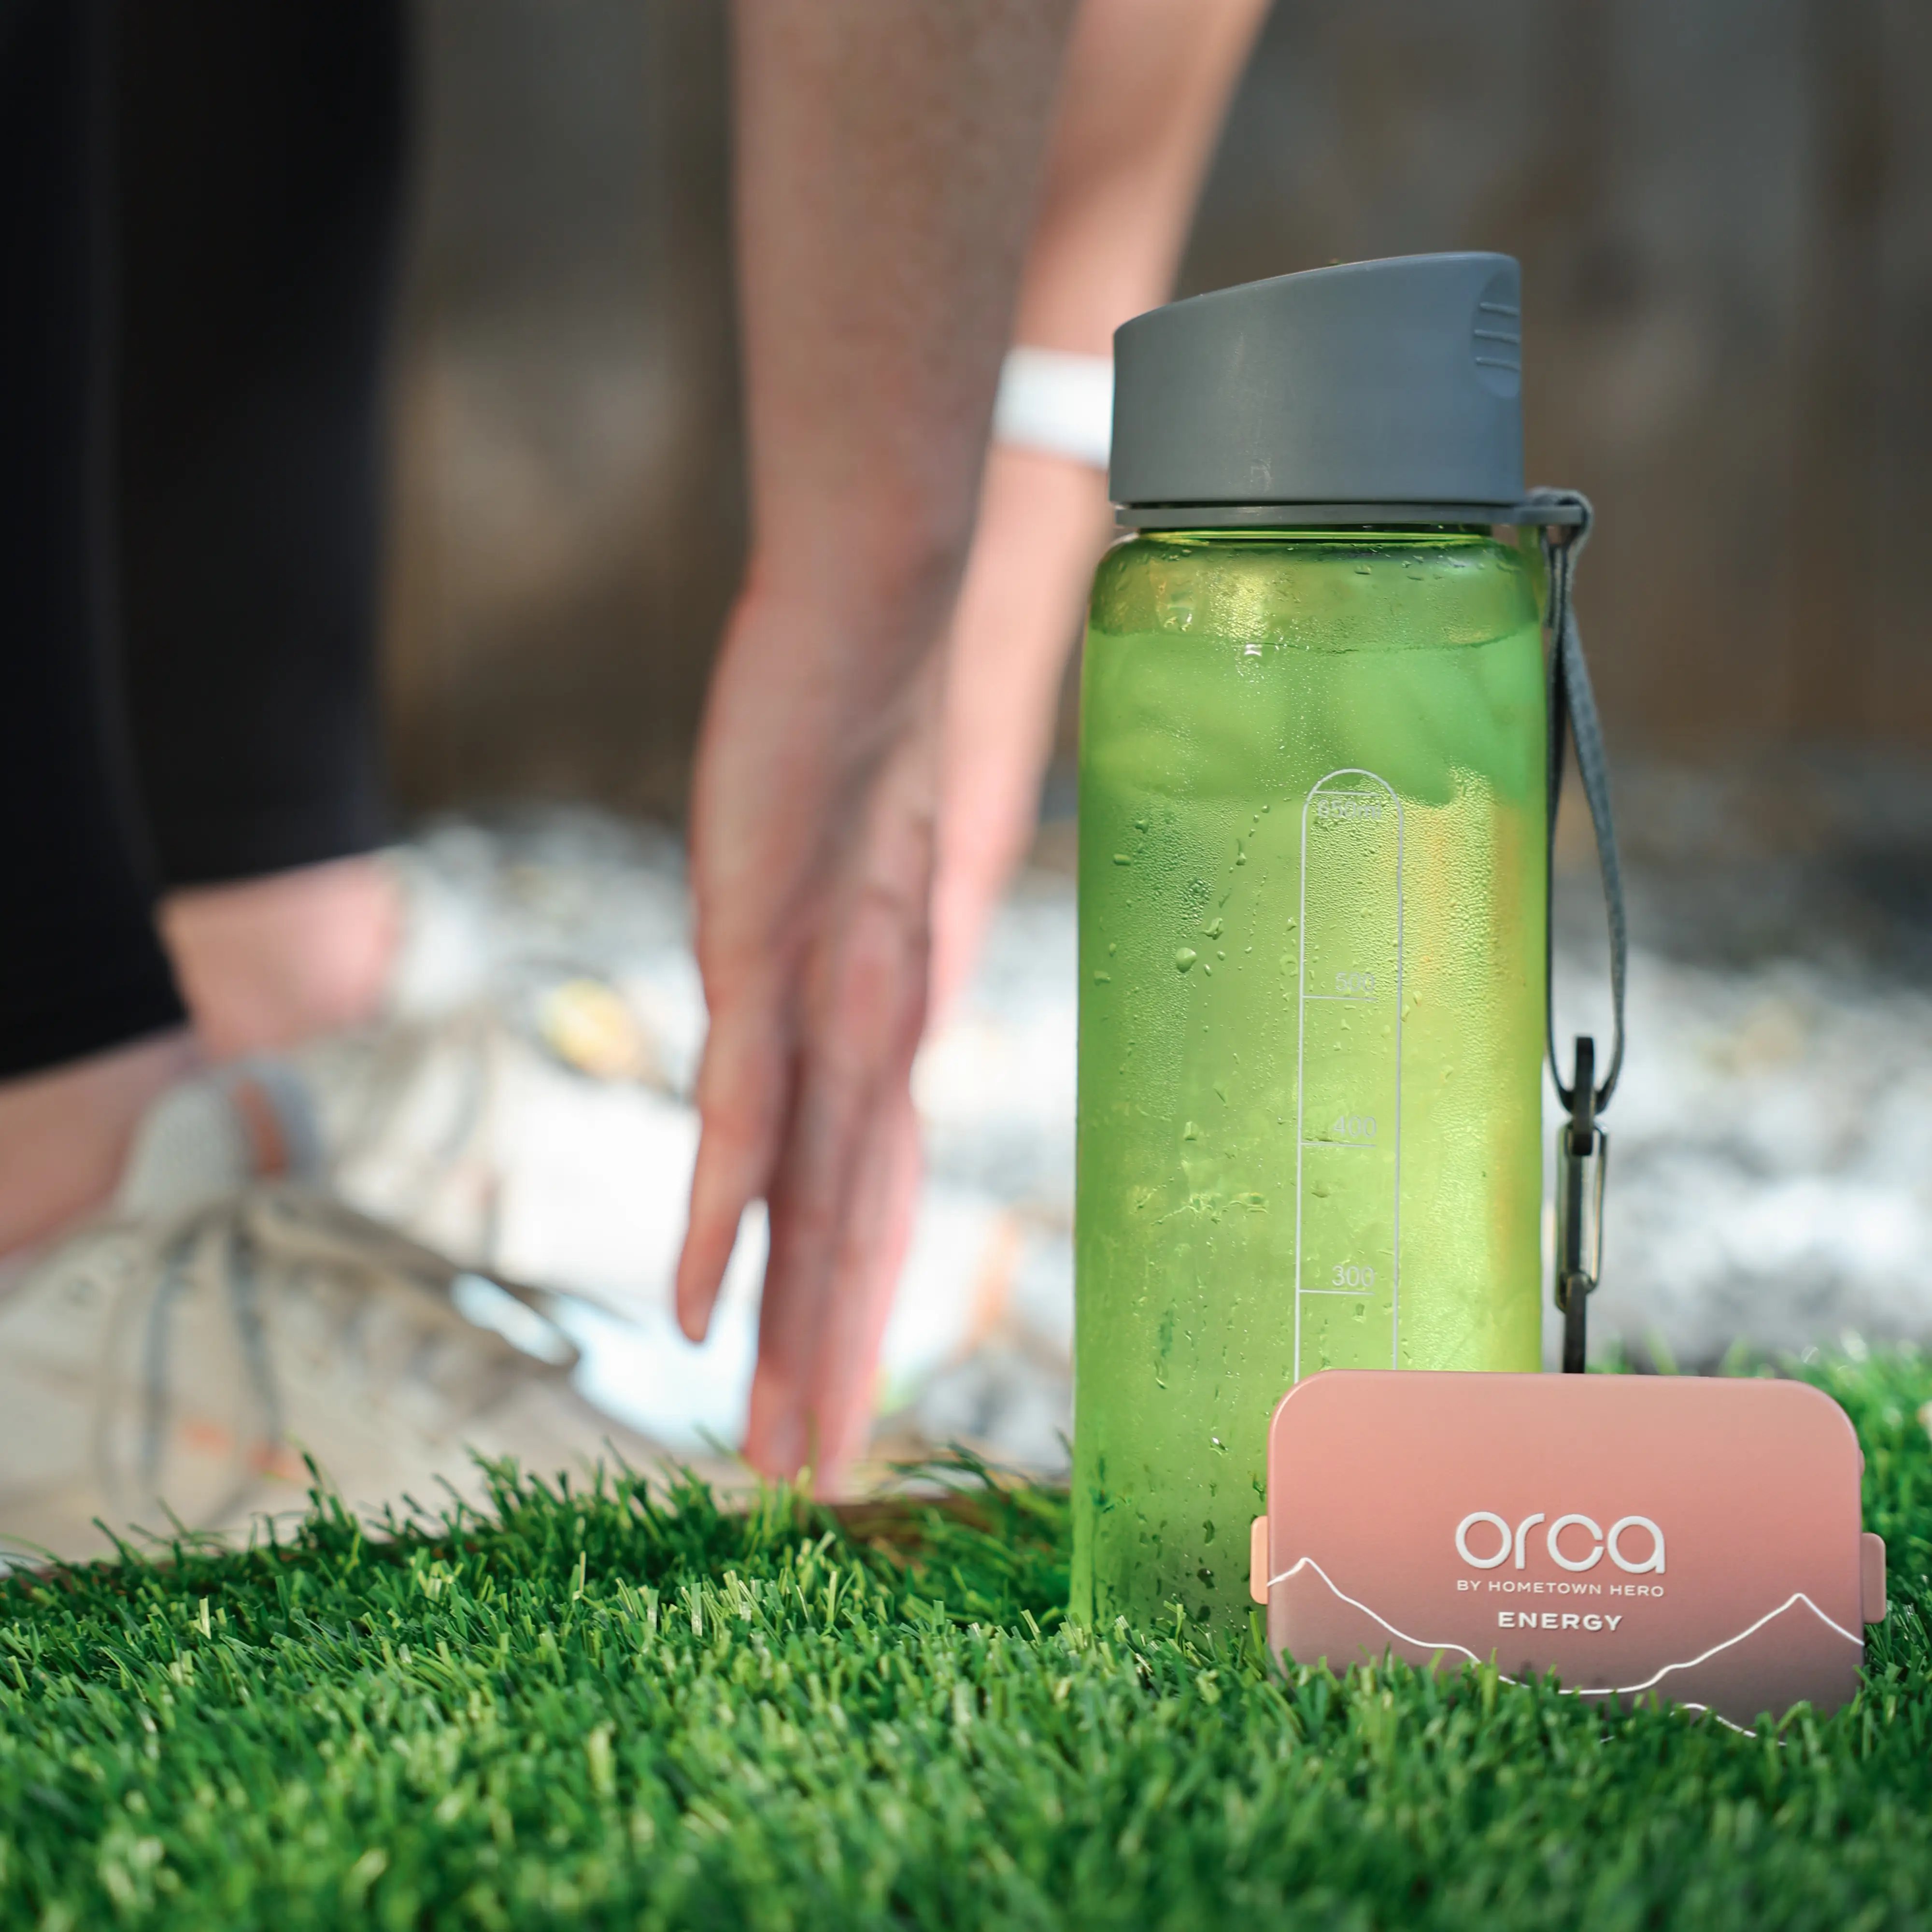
[0,0,197,1254]
[0,1,412,1255]
[116,0,410,1059]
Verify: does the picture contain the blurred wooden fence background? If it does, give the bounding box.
[384,0,1932,819]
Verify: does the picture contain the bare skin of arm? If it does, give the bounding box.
[676,0,1078,1483]
[932,0,1269,1018]
[679,0,1265,1490]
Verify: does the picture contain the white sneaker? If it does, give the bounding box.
[0,1185,686,1564]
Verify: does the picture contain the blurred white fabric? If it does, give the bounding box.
[297,812,1077,1470]
[279,795,1931,1477]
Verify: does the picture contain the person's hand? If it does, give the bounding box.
[673,0,1076,1488]
[674,0,1262,1491]
[675,572,946,1484]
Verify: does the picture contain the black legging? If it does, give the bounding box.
[0,0,406,1080]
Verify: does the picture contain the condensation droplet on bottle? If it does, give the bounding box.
[1174,948,1197,972]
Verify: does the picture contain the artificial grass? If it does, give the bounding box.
[1,1350,1930,1930]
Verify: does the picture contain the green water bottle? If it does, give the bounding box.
[1074,254,1566,1631]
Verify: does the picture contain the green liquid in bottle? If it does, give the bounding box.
[1072,529,1547,1631]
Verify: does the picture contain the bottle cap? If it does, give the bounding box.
[1110,252,1530,526]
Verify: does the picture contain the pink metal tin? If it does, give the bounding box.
[1248,1371,1888,1727]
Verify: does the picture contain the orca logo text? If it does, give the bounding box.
[1454,1510,1665,1575]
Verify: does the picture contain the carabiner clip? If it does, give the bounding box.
[1555,1034,1608,1373]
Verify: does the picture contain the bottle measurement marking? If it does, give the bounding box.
[1293,772,1403,1379]
[1308,970,1381,1003]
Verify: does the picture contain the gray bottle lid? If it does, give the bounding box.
[1110,252,1567,528]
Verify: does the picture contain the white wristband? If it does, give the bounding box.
[992,346,1114,470]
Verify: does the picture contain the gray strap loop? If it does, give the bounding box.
[1524,487,1626,1113]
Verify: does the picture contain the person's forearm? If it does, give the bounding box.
[1011,0,1266,355]
[679,2,1082,1483]
[931,0,1267,1016]
[731,0,1077,653]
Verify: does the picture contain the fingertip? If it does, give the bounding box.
[674,1217,730,1343]
[743,1362,809,1482]
[677,1115,766,1347]
[678,1018,787,1346]
[674,1279,713,1345]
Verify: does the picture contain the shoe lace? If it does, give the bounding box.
[106,1185,578,1525]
